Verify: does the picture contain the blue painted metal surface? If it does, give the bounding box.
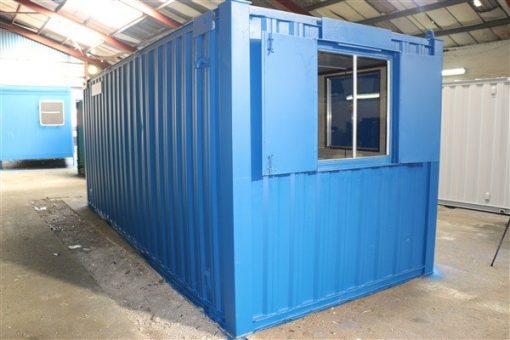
[83,1,443,337]
[399,51,443,163]
[261,32,317,175]
[0,86,73,161]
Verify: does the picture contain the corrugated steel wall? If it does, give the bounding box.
[439,78,510,214]
[250,164,432,318]
[0,30,85,89]
[0,29,76,62]
[83,23,228,323]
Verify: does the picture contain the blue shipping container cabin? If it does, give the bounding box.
[83,1,442,337]
[0,86,73,161]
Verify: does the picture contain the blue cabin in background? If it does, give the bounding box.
[0,86,73,161]
[83,1,443,337]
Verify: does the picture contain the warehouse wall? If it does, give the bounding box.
[0,29,85,100]
[443,39,510,81]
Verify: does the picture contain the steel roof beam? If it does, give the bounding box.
[0,20,109,68]
[359,0,468,25]
[430,17,510,36]
[14,0,136,53]
[119,0,181,28]
[11,4,21,24]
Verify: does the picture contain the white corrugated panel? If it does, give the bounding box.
[439,78,510,214]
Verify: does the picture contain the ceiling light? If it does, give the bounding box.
[473,0,482,7]
[442,68,466,77]
[88,64,99,75]
[346,93,380,101]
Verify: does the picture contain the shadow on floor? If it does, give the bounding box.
[1,159,69,170]
[2,197,223,338]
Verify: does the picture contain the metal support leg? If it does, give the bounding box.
[490,217,510,267]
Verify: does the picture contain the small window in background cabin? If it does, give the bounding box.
[318,52,389,160]
[40,101,64,126]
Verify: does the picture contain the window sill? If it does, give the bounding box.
[318,155,393,172]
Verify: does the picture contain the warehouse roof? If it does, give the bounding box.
[0,0,509,69]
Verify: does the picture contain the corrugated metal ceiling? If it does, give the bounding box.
[0,0,509,67]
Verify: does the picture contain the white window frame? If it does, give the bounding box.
[39,100,65,126]
[323,53,391,160]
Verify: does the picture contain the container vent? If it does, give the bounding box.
[40,101,64,126]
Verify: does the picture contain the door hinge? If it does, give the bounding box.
[266,154,273,175]
[267,34,275,54]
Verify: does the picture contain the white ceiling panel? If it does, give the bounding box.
[427,8,459,28]
[411,12,440,30]
[166,2,202,18]
[469,28,500,42]
[497,0,510,16]
[491,24,510,39]
[158,7,190,23]
[89,43,123,58]
[42,30,68,44]
[61,39,87,53]
[442,35,457,47]
[59,4,90,23]
[85,19,118,35]
[311,7,343,20]
[406,15,428,31]
[191,0,221,11]
[0,0,18,12]
[113,31,141,45]
[478,7,508,21]
[0,1,16,22]
[60,0,143,32]
[449,32,477,45]
[391,0,417,11]
[30,0,59,11]
[345,0,379,19]
[15,12,47,30]
[327,2,364,21]
[390,17,422,34]
[375,20,401,32]
[364,0,397,14]
[448,3,483,25]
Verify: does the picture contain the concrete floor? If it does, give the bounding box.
[1,167,509,339]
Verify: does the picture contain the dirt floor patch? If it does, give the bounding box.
[32,198,224,339]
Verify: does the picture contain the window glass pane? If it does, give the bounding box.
[329,75,353,151]
[318,52,389,161]
[356,57,387,157]
[40,101,64,126]
[318,52,353,160]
